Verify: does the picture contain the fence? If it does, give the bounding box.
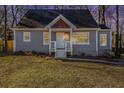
[7,40,13,52]
[0,40,13,52]
[0,39,3,52]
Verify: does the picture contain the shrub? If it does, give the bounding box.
[103,49,114,58]
[81,52,85,57]
[14,51,25,55]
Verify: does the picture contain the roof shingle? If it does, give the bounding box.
[18,9,99,28]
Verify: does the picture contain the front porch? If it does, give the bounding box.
[49,29,73,58]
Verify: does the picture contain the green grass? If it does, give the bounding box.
[0,56,124,88]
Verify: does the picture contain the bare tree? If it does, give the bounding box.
[4,5,7,53]
[98,5,106,25]
[0,7,4,25]
[11,6,20,27]
[115,5,120,57]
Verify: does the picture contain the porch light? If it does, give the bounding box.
[64,33,69,41]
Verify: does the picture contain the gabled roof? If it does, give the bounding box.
[18,9,99,28]
[46,14,76,28]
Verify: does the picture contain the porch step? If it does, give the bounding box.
[55,50,66,58]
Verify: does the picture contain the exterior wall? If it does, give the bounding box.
[98,30,111,55]
[14,29,111,56]
[72,31,97,56]
[15,30,49,53]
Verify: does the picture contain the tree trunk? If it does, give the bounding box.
[115,5,120,57]
[4,5,7,53]
[119,32,122,55]
[11,5,15,27]
[11,6,18,27]
[102,5,106,25]
[98,6,100,24]
[98,5,106,25]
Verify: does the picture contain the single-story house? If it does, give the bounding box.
[11,9,112,58]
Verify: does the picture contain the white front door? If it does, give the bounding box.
[56,32,65,49]
[56,32,66,58]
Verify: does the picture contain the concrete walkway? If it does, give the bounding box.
[58,58,124,66]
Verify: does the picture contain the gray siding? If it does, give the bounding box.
[15,31,49,53]
[98,30,111,55]
[15,30,111,56]
[73,31,97,56]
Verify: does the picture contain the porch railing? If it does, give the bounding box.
[50,41,56,52]
[50,41,72,52]
[65,41,72,52]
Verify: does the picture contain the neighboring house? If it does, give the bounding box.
[11,9,112,58]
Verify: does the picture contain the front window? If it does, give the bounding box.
[100,34,107,46]
[23,32,31,42]
[43,32,49,45]
[72,32,89,45]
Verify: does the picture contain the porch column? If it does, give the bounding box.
[110,30,112,51]
[70,28,73,56]
[49,28,51,55]
[13,30,16,52]
[96,30,98,56]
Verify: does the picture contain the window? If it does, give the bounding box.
[23,32,31,42]
[82,32,89,44]
[43,32,49,45]
[72,32,89,45]
[100,34,107,46]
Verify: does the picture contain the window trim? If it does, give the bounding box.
[23,32,31,42]
[43,32,49,45]
[100,34,107,46]
[72,32,90,45]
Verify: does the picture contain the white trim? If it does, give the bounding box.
[46,14,76,29]
[96,30,98,56]
[43,32,49,45]
[13,30,16,52]
[76,28,111,31]
[100,29,111,32]
[51,28,71,31]
[10,28,47,31]
[110,30,112,50]
[75,28,100,31]
[50,41,56,52]
[72,32,90,45]
[23,32,31,42]
[100,33,107,47]
[49,29,51,55]
[70,28,73,56]
[72,43,90,45]
[11,28,111,32]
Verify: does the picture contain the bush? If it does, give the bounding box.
[13,51,25,55]
[81,52,85,57]
[103,49,114,58]
[14,51,51,57]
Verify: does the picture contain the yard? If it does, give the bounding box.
[0,56,124,88]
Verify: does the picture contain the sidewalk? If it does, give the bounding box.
[58,58,124,66]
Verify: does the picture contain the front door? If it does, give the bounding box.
[56,32,65,49]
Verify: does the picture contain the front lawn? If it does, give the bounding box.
[0,56,124,88]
